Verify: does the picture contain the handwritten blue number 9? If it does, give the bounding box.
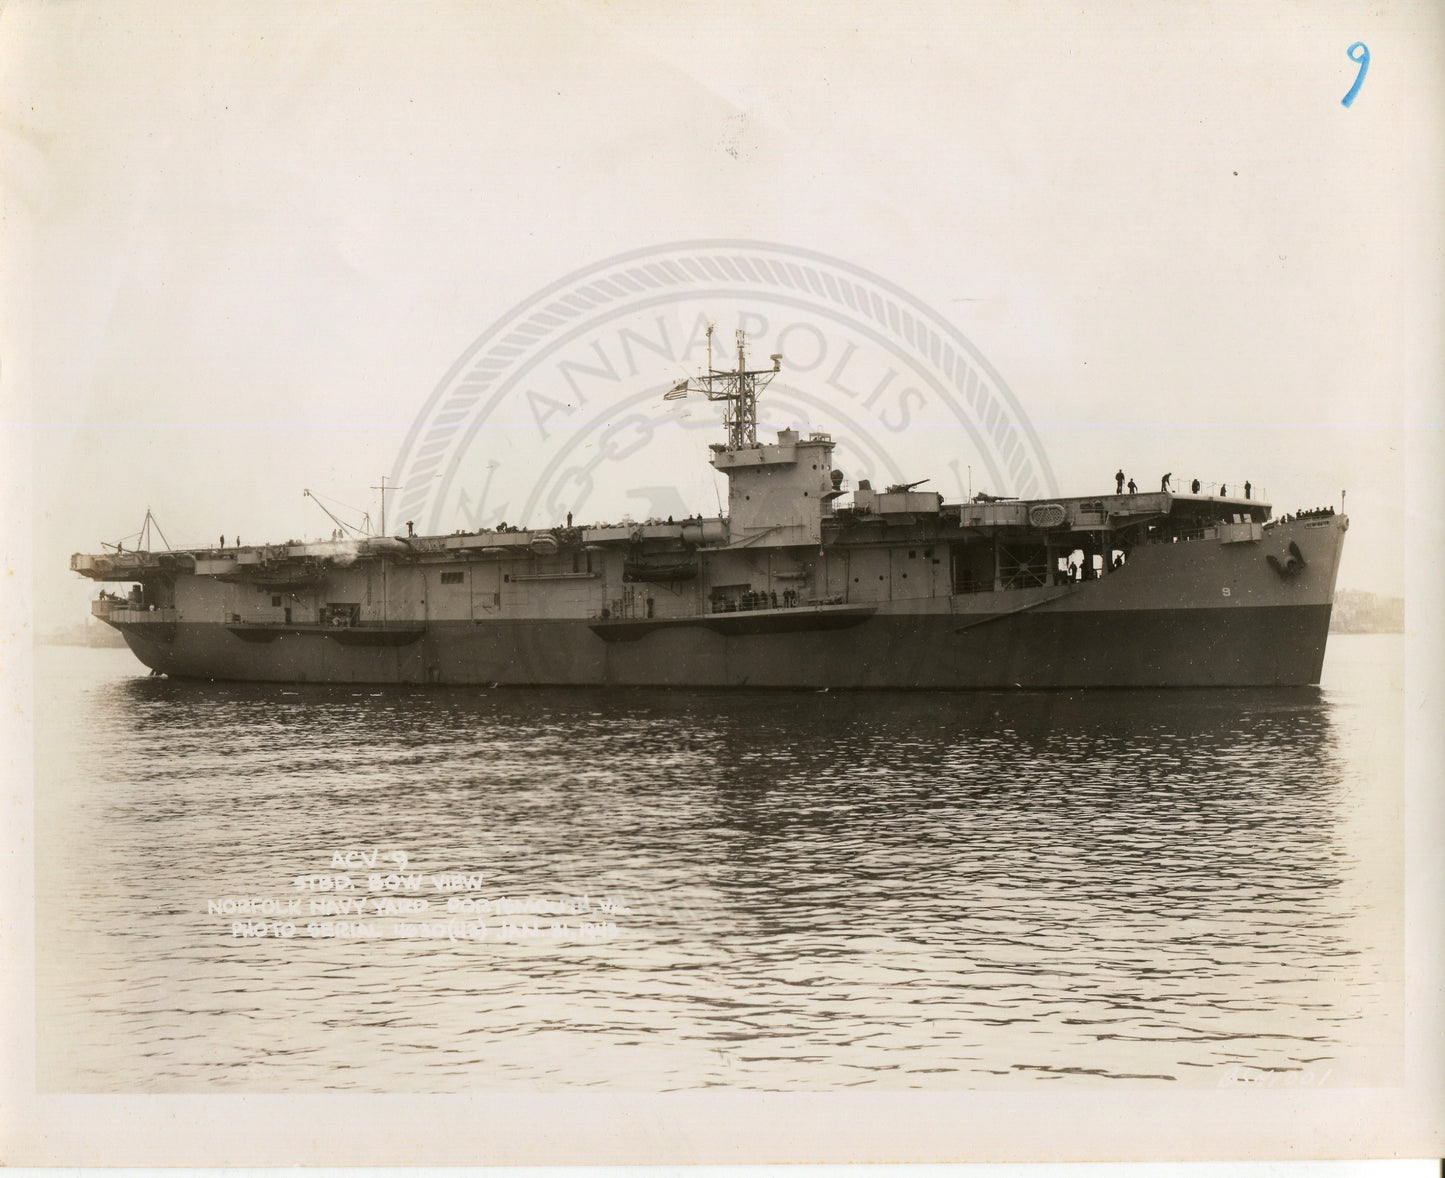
[1342,42,1369,107]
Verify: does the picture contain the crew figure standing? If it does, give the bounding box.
[1244,480,1252,499]
[1115,469,1125,493]
[1127,478,1137,494]
[1161,473,1172,493]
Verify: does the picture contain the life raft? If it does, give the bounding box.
[1028,503,1067,529]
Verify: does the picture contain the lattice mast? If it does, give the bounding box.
[666,326,782,450]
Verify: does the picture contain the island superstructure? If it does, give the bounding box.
[73,332,1348,688]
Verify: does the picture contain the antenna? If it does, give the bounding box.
[136,508,171,553]
[370,475,403,536]
[664,327,782,450]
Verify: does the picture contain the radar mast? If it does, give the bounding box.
[666,326,782,450]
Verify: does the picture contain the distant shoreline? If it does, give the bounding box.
[1329,590,1404,634]
[40,624,128,649]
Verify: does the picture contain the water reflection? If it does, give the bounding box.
[34,644,1398,1091]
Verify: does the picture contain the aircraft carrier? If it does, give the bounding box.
[72,333,1347,688]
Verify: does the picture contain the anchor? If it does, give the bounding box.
[1266,540,1307,579]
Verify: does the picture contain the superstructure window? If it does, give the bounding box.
[271,595,282,606]
[440,571,464,585]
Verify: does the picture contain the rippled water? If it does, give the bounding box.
[33,635,1403,1091]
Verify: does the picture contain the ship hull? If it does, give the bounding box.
[93,508,1348,690]
[116,601,1332,689]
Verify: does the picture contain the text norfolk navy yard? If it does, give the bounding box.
[73,331,1348,688]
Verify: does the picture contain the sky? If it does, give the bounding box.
[3,0,1442,636]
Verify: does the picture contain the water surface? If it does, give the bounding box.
[33,635,1404,1091]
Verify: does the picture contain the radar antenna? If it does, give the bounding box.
[665,325,782,450]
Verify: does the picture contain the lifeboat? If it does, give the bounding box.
[361,537,411,556]
[623,558,698,582]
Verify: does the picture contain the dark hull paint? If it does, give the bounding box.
[119,602,1333,688]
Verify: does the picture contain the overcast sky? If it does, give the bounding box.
[4,0,1442,635]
